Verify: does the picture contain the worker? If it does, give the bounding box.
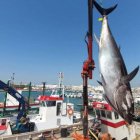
[91,115,101,133]
[20,113,27,123]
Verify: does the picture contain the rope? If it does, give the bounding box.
[89,128,99,140]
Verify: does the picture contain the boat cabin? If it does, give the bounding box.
[93,101,136,140]
[38,95,65,119]
[31,95,74,131]
[0,118,12,136]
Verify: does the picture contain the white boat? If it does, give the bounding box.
[91,99,140,140]
[77,92,82,98]
[0,74,94,138]
[0,72,65,114]
[0,94,93,137]
[0,89,39,114]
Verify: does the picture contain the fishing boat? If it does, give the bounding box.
[0,89,39,115]
[0,86,93,139]
[0,72,66,115]
[0,74,94,139]
[90,98,140,140]
[0,95,75,134]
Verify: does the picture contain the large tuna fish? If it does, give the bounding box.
[94,1,139,124]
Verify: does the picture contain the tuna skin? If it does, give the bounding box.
[96,7,139,124]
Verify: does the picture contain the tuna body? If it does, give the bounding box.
[99,16,134,124]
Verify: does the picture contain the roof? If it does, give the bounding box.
[37,95,63,101]
[93,101,112,111]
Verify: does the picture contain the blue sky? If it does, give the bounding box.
[0,0,139,87]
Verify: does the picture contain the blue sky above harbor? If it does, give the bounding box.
[0,0,139,87]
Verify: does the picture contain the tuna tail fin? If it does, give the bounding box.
[93,1,117,16]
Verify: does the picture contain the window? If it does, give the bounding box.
[114,112,119,119]
[106,111,112,119]
[41,101,45,107]
[95,109,101,118]
[1,119,6,125]
[101,110,106,118]
[57,102,61,116]
[46,101,56,107]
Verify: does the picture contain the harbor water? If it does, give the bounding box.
[0,90,88,112]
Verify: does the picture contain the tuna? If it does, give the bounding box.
[94,1,139,124]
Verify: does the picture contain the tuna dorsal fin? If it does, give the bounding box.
[94,1,117,16]
[121,66,139,84]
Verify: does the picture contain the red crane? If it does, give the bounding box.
[72,0,95,139]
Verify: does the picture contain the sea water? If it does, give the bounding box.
[0,90,84,112]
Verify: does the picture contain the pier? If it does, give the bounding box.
[0,123,85,140]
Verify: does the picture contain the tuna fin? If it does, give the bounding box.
[93,1,117,16]
[97,80,102,86]
[101,74,106,86]
[103,94,117,111]
[121,66,139,84]
[94,33,100,46]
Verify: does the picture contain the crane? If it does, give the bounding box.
[72,0,95,139]
[0,80,29,121]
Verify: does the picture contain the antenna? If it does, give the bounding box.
[58,72,63,89]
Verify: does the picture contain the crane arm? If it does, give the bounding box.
[0,80,29,120]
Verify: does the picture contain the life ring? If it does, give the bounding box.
[67,108,73,116]
[0,103,4,107]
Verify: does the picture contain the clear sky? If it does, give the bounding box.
[0,0,139,87]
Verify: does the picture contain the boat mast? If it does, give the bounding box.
[28,82,32,112]
[82,0,95,139]
[42,82,46,95]
[58,72,64,98]
[11,72,15,87]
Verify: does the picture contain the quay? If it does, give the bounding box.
[0,123,85,140]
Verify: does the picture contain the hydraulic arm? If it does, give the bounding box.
[72,1,95,140]
[0,80,29,121]
[81,0,95,139]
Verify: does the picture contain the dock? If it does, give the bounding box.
[0,123,85,140]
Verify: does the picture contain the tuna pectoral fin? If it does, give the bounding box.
[103,94,117,111]
[93,0,117,16]
[101,74,106,86]
[97,74,106,87]
[94,33,100,47]
[97,80,103,86]
[121,66,139,84]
